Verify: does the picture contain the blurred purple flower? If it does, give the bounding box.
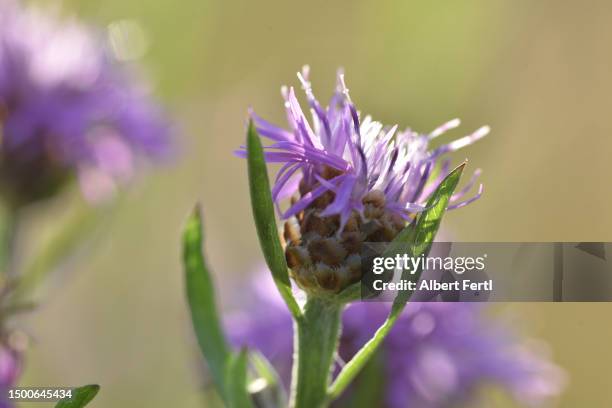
[237,66,487,228]
[0,0,172,205]
[0,341,21,408]
[227,273,566,408]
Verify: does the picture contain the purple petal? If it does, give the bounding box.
[447,183,484,210]
[320,175,356,217]
[251,111,295,142]
[451,169,482,202]
[431,126,489,158]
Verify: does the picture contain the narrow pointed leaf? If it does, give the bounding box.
[226,349,255,408]
[183,206,231,401]
[328,163,466,399]
[387,162,466,308]
[248,351,287,407]
[55,384,99,408]
[249,351,280,389]
[246,120,301,319]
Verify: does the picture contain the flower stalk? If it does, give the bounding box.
[290,297,342,408]
[0,208,17,277]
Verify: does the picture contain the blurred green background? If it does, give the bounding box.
[18,0,612,406]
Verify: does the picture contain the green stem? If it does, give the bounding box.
[11,205,99,303]
[291,297,342,408]
[0,207,18,276]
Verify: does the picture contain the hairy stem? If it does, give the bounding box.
[291,297,342,408]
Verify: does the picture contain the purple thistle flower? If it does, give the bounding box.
[237,67,488,294]
[0,1,172,206]
[227,272,566,408]
[238,66,487,227]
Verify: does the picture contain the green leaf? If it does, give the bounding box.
[248,351,287,407]
[183,206,231,401]
[249,351,280,390]
[327,163,466,400]
[386,162,466,307]
[55,384,99,408]
[246,121,302,319]
[226,349,255,408]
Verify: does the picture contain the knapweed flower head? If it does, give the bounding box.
[238,67,488,294]
[228,273,566,408]
[0,0,171,206]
